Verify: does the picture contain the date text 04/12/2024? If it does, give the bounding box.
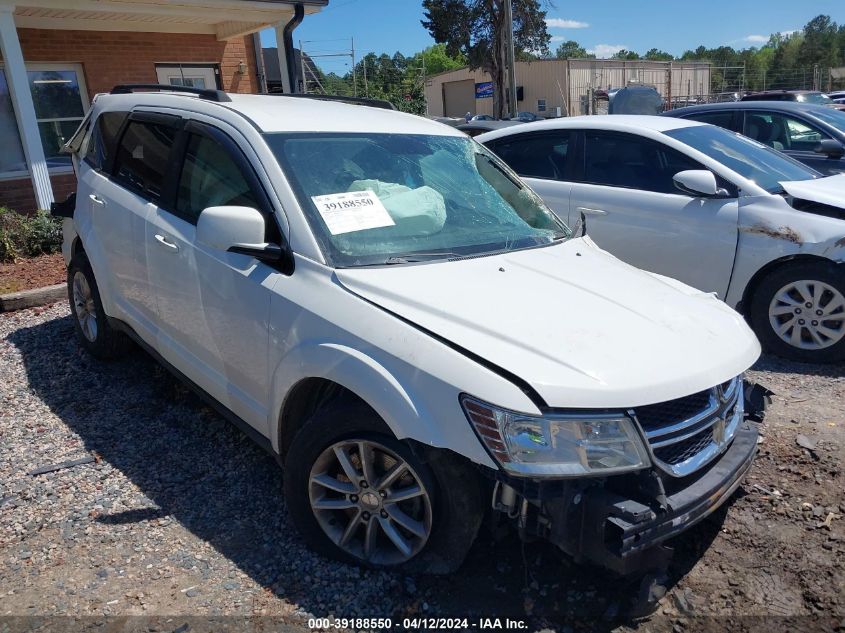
[308,617,528,630]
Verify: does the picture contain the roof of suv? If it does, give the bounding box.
[96,91,463,137]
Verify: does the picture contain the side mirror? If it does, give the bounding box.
[196,206,287,265]
[814,139,845,158]
[673,169,719,197]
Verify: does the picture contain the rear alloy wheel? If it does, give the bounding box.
[750,262,845,363]
[308,439,433,565]
[72,271,98,343]
[67,252,130,360]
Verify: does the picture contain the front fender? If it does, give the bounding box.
[268,340,497,469]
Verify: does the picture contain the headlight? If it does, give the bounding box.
[461,395,650,477]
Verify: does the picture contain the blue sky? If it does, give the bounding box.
[261,0,845,71]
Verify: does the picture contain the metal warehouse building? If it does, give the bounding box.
[424,58,712,118]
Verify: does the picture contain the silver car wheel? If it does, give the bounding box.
[308,439,433,565]
[72,271,98,343]
[768,279,845,350]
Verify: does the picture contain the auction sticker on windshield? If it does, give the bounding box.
[311,190,395,235]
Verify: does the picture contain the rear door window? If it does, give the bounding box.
[84,111,128,171]
[487,132,572,180]
[112,119,177,202]
[681,110,738,132]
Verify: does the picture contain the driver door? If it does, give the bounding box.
[569,130,739,297]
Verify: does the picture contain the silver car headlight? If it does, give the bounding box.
[461,395,651,477]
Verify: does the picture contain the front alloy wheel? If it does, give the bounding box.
[308,439,433,565]
[768,279,845,350]
[750,261,845,363]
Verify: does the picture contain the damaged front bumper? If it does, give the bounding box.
[490,382,769,576]
[544,421,758,575]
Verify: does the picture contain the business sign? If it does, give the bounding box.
[475,81,494,99]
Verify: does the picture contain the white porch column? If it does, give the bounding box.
[273,24,292,94]
[0,5,53,209]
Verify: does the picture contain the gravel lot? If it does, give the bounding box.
[1,302,843,632]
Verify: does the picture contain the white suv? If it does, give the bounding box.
[58,85,763,578]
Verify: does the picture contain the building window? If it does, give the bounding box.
[0,69,27,178]
[537,99,546,112]
[27,64,88,170]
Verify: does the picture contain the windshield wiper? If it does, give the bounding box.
[384,252,463,264]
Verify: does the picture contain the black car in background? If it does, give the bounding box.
[663,101,845,175]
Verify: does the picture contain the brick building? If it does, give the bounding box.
[0,0,326,213]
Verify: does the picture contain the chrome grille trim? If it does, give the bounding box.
[634,377,744,477]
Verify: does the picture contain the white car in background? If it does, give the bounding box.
[479,116,845,363]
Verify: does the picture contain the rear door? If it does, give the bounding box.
[98,112,180,333]
[145,119,279,432]
[484,131,574,224]
[568,130,739,297]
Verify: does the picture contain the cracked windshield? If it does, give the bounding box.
[265,133,569,266]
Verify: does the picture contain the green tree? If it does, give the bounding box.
[421,0,551,118]
[643,48,673,61]
[554,40,588,59]
[411,43,466,75]
[612,49,640,60]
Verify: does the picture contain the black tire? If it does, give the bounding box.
[283,400,485,574]
[67,252,131,360]
[749,260,845,363]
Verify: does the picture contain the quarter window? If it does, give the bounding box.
[112,120,176,202]
[745,112,831,152]
[176,134,259,224]
[582,131,706,194]
[490,133,571,180]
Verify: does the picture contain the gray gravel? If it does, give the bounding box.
[1,302,843,633]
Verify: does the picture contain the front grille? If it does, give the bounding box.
[635,389,711,432]
[634,378,743,477]
[653,427,713,465]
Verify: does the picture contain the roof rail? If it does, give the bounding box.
[110,84,232,103]
[271,93,396,110]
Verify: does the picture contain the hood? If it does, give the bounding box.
[335,238,760,409]
[781,174,845,209]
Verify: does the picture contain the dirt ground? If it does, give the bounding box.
[0,303,843,633]
[0,253,65,294]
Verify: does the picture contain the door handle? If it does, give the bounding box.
[154,234,179,252]
[89,194,105,205]
[576,206,608,216]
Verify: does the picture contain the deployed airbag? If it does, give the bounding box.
[348,179,447,235]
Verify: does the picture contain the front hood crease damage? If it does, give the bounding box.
[336,238,760,410]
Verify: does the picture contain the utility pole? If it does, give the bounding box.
[504,0,517,118]
[351,37,357,96]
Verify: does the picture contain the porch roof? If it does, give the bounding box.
[11,0,326,40]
